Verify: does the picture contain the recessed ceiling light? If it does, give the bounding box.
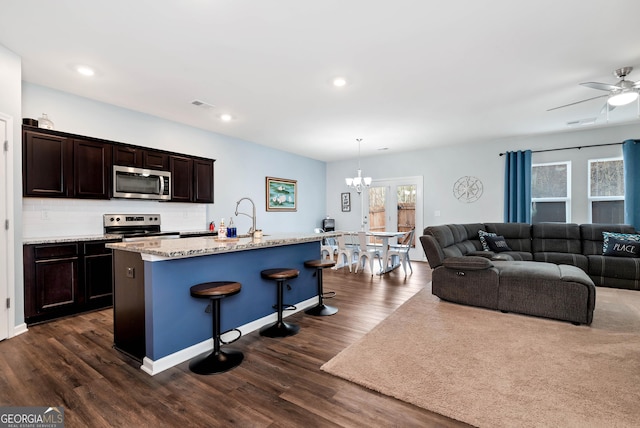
[220,114,233,122]
[378,147,389,151]
[332,77,347,87]
[76,65,95,77]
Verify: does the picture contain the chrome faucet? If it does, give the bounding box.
[235,197,256,236]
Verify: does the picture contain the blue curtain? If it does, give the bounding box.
[504,150,532,223]
[623,139,640,230]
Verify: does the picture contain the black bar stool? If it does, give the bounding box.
[304,259,338,316]
[188,281,243,375]
[259,268,300,337]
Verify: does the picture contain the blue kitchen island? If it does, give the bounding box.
[107,233,335,375]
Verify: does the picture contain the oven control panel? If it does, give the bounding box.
[103,214,161,227]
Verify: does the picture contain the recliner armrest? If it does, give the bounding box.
[443,256,494,270]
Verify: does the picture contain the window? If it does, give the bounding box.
[531,161,571,223]
[589,158,624,223]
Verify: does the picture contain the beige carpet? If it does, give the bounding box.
[321,284,640,428]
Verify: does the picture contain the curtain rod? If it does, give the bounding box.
[498,141,624,156]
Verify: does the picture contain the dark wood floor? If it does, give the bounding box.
[0,261,470,428]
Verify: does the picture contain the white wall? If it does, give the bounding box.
[0,45,23,328]
[327,122,640,232]
[22,83,327,237]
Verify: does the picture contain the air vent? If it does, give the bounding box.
[191,99,215,109]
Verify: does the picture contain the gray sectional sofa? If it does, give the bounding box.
[420,222,640,325]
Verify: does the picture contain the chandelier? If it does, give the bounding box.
[345,138,372,194]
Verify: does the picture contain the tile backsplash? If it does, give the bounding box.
[22,198,207,239]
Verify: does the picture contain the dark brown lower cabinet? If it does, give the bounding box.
[24,239,119,325]
[112,250,146,361]
[84,241,116,309]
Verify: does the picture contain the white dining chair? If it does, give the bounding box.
[321,237,338,260]
[315,228,338,260]
[386,229,414,277]
[355,231,382,275]
[336,234,360,272]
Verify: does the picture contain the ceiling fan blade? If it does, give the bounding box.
[546,94,608,112]
[580,82,620,91]
[633,80,640,88]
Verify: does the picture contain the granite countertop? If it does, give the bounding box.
[23,230,218,245]
[106,232,340,261]
[23,234,123,245]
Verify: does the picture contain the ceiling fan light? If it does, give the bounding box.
[608,90,639,106]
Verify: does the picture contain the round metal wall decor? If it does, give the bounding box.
[453,176,483,203]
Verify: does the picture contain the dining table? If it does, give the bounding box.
[367,231,406,274]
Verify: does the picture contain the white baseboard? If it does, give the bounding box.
[140,296,317,376]
[12,323,28,338]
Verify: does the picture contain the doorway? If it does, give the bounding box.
[0,113,14,341]
[365,176,424,261]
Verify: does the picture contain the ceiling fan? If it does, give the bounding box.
[547,66,640,112]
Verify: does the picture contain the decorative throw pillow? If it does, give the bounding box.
[603,237,640,258]
[478,230,497,251]
[484,235,512,253]
[602,232,640,253]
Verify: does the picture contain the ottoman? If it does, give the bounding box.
[492,261,596,325]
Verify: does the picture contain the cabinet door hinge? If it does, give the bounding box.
[3,140,7,152]
[4,219,8,230]
[5,298,9,309]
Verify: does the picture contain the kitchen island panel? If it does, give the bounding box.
[142,241,318,361]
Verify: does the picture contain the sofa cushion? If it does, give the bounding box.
[485,223,532,252]
[602,232,640,253]
[532,222,582,254]
[534,252,589,272]
[587,255,640,284]
[580,223,636,256]
[603,237,640,258]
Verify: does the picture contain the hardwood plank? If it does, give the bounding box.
[0,261,469,427]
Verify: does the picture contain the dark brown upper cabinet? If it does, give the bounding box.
[74,139,111,199]
[113,146,169,171]
[193,159,214,203]
[170,155,193,202]
[113,145,143,167]
[23,130,73,197]
[143,150,169,171]
[23,126,214,203]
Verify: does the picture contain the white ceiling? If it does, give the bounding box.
[2,0,640,162]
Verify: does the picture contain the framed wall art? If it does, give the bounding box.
[266,177,297,211]
[341,192,351,212]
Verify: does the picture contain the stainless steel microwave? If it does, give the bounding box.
[112,165,171,200]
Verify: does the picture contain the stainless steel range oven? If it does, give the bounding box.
[103,214,179,241]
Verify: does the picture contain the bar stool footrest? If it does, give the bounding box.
[321,291,336,299]
[220,328,242,345]
[272,304,297,311]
